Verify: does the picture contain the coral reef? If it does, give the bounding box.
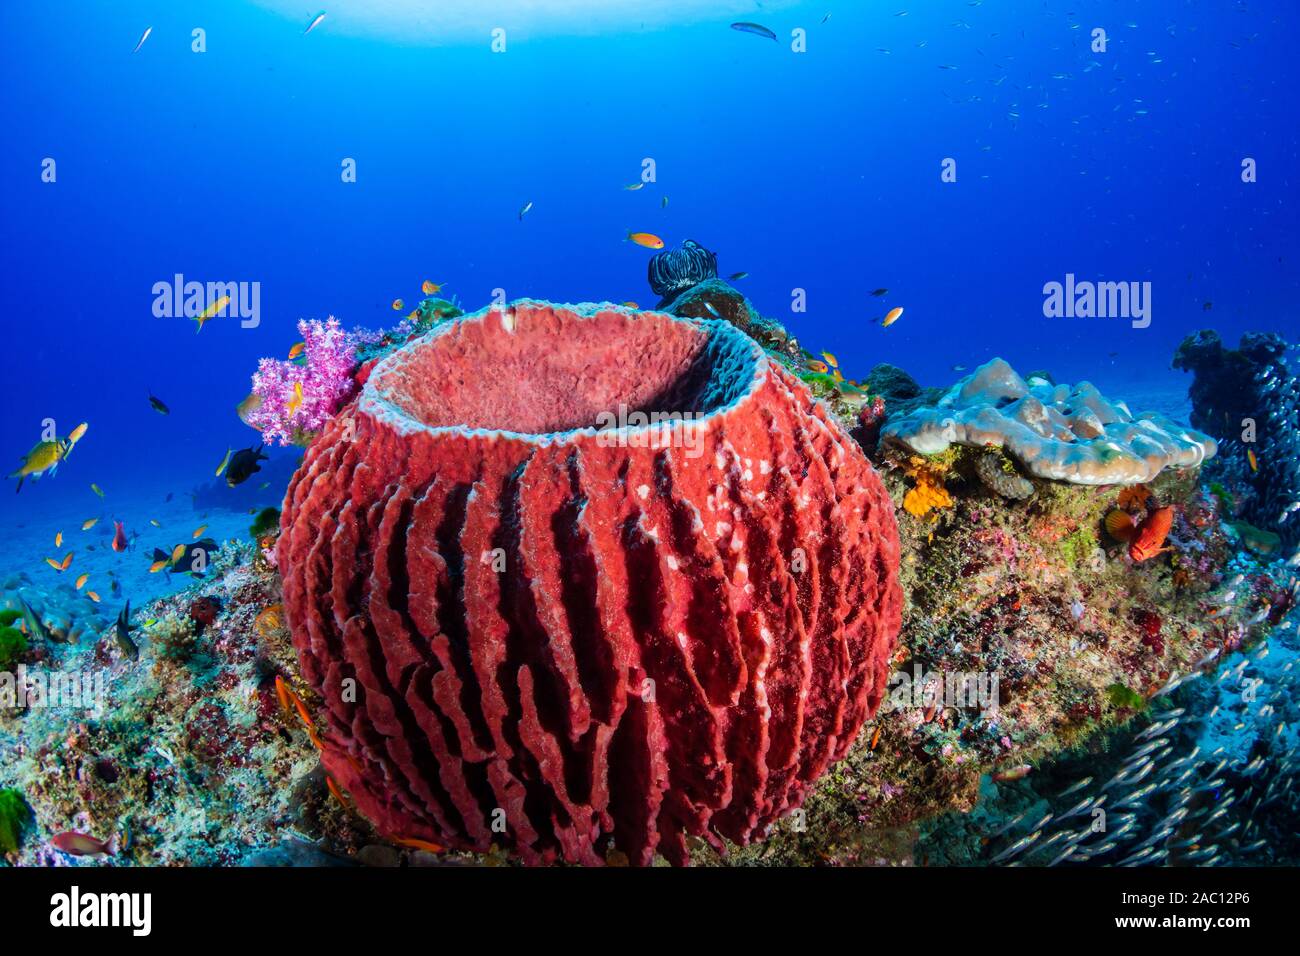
[246,317,359,446]
[974,451,1035,501]
[881,358,1218,485]
[1174,330,1299,549]
[277,300,902,865]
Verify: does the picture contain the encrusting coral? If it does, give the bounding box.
[881,358,1218,485]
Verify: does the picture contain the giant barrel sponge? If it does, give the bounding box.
[278,301,902,865]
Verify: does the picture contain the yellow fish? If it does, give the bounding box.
[45,558,62,572]
[421,280,445,295]
[807,361,830,374]
[193,524,208,538]
[171,543,187,563]
[194,294,231,333]
[75,573,89,590]
[86,591,101,603]
[286,381,304,418]
[621,301,639,308]
[81,518,98,531]
[287,341,306,360]
[881,306,904,328]
[91,483,105,498]
[392,299,404,311]
[1247,449,1258,472]
[625,231,665,249]
[215,448,232,477]
[149,559,168,573]
[59,553,73,570]
[9,440,68,492]
[55,531,63,547]
[821,351,839,369]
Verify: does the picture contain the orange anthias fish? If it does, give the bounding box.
[1106,505,1175,562]
[806,360,830,374]
[111,521,128,553]
[392,835,445,854]
[50,831,115,856]
[625,231,665,250]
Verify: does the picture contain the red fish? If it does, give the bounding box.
[111,521,128,553]
[50,831,115,856]
[1106,505,1175,562]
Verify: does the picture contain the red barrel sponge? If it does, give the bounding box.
[278,301,901,865]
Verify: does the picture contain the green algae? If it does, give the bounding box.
[0,609,20,627]
[0,626,25,669]
[0,789,31,854]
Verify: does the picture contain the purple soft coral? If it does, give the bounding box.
[247,317,357,446]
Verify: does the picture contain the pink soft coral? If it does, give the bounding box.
[247,317,357,446]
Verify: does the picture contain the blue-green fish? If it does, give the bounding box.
[731,22,777,41]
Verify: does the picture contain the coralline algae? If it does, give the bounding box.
[277,301,903,865]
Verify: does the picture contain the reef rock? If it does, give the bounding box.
[881,358,1217,485]
[278,300,902,865]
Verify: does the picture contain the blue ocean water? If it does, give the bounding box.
[0,0,1296,565]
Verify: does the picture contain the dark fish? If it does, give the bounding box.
[226,444,268,487]
[731,21,777,41]
[152,538,219,577]
[148,392,170,415]
[728,271,749,281]
[870,288,889,296]
[114,601,139,661]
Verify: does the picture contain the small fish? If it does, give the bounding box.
[1106,506,1175,561]
[81,517,98,531]
[236,393,264,429]
[870,726,881,749]
[115,601,139,661]
[148,559,167,573]
[148,392,170,415]
[870,288,888,296]
[326,776,349,808]
[193,524,208,538]
[274,675,293,716]
[952,364,967,372]
[286,381,304,418]
[91,483,104,498]
[304,11,327,35]
[421,280,446,295]
[731,21,777,41]
[807,361,830,374]
[215,447,233,477]
[44,557,62,572]
[75,573,89,590]
[9,439,70,492]
[149,519,161,528]
[51,831,114,856]
[624,182,645,191]
[67,423,88,446]
[193,294,231,333]
[132,26,152,53]
[226,445,268,487]
[54,531,62,547]
[821,351,839,369]
[518,200,533,221]
[86,590,101,603]
[392,299,404,311]
[880,306,904,328]
[661,196,669,209]
[625,231,665,250]
[111,521,128,553]
[993,764,1032,782]
[392,836,445,854]
[287,341,306,360]
[171,543,187,563]
[1247,449,1258,472]
[728,271,749,281]
[620,301,639,309]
